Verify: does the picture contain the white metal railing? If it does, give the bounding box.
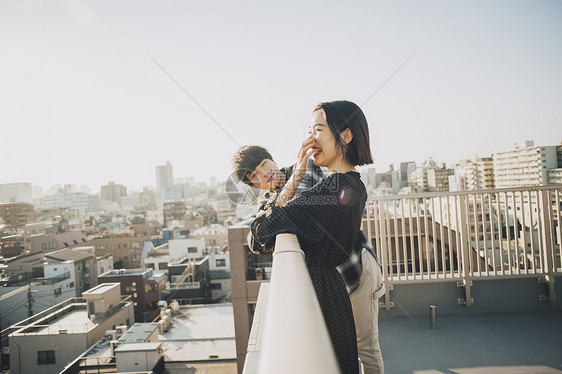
[257,233,339,374]
[366,185,562,306]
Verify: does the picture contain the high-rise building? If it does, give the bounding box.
[399,161,416,189]
[547,145,562,184]
[156,161,174,193]
[0,183,32,204]
[39,185,100,212]
[454,156,495,191]
[412,158,440,192]
[100,181,127,203]
[427,167,454,192]
[493,141,559,188]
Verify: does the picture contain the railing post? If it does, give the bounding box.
[378,202,393,311]
[458,195,473,307]
[539,189,556,303]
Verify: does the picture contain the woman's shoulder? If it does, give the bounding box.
[309,170,366,196]
[322,171,364,186]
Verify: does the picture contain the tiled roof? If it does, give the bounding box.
[53,231,87,247]
[45,248,93,262]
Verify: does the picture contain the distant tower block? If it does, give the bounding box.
[156,161,174,193]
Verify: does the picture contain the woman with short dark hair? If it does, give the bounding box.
[251,100,373,374]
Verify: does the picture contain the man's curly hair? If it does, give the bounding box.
[232,145,273,186]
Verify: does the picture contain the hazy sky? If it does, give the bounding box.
[1,0,561,192]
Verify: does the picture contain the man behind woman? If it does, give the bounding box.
[232,100,383,374]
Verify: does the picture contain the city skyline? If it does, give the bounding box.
[1,0,561,191]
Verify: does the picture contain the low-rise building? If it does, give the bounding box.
[88,224,151,268]
[27,230,88,254]
[73,245,114,278]
[98,269,166,322]
[0,202,37,228]
[142,238,205,270]
[1,269,76,338]
[191,223,228,247]
[8,283,134,374]
[44,248,96,295]
[61,303,235,374]
[166,256,212,304]
[0,234,24,257]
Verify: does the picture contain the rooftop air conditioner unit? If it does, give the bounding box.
[158,300,168,309]
[116,325,127,336]
[161,316,169,332]
[159,319,166,333]
[106,330,117,341]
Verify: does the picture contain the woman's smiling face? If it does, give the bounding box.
[310,109,341,169]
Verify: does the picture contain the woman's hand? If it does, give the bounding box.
[295,136,316,177]
[276,135,316,207]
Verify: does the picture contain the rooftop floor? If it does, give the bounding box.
[379,311,562,374]
[159,303,236,362]
[36,309,94,334]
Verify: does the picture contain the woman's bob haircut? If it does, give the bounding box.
[314,100,373,167]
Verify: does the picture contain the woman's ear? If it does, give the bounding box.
[342,128,353,145]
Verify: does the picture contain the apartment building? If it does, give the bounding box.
[547,145,562,184]
[0,183,32,204]
[1,264,77,335]
[1,247,108,341]
[39,185,99,211]
[453,157,495,191]
[0,234,23,257]
[0,202,37,227]
[23,221,58,252]
[142,237,205,271]
[88,224,151,268]
[548,168,562,184]
[163,201,188,227]
[190,223,228,247]
[209,250,232,302]
[8,283,134,374]
[156,161,174,193]
[493,141,559,188]
[214,200,236,223]
[166,256,213,304]
[98,269,166,322]
[411,157,441,192]
[475,157,495,189]
[427,167,454,192]
[100,181,127,203]
[44,248,96,295]
[26,230,88,254]
[73,245,114,278]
